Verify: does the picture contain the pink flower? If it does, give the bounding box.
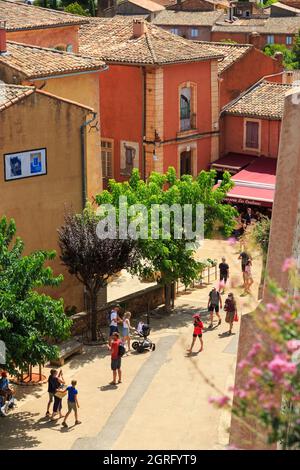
[227,237,237,246]
[250,367,263,377]
[238,359,250,369]
[247,343,262,359]
[282,257,296,272]
[283,313,292,322]
[287,340,300,352]
[268,355,297,376]
[209,395,230,407]
[266,303,279,313]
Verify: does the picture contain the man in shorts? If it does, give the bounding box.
[219,257,229,294]
[109,304,122,346]
[208,287,222,328]
[108,332,122,385]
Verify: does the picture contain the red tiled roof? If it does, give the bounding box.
[79,16,223,65]
[0,0,88,31]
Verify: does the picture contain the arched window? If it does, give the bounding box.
[179,83,197,132]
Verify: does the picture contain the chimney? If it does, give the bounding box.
[249,32,260,49]
[133,19,146,38]
[274,51,283,67]
[0,21,7,55]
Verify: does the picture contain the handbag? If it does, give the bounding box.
[234,312,239,322]
[54,389,67,399]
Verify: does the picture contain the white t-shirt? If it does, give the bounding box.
[110,310,118,326]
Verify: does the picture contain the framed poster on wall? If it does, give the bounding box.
[4,148,47,181]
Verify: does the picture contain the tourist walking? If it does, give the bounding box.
[108,332,123,385]
[207,287,222,328]
[109,304,122,346]
[50,369,65,421]
[122,311,135,352]
[223,293,237,335]
[187,314,204,354]
[62,380,81,428]
[244,259,254,294]
[219,257,229,294]
[238,251,251,288]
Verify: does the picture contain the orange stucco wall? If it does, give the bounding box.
[163,61,214,172]
[99,64,144,181]
[7,25,79,52]
[221,115,281,158]
[0,92,90,310]
[212,31,294,50]
[220,48,283,108]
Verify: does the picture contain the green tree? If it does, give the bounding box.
[64,1,90,15]
[61,0,96,15]
[292,29,300,69]
[96,167,236,309]
[263,44,297,70]
[0,217,71,375]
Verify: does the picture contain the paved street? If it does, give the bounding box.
[0,239,261,450]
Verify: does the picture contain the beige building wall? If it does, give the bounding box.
[145,67,164,176]
[30,73,102,200]
[0,66,103,199]
[0,92,93,310]
[210,60,219,163]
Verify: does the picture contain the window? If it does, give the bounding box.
[66,44,73,53]
[170,28,179,35]
[245,121,259,150]
[101,139,113,179]
[286,36,293,46]
[179,84,196,132]
[267,35,274,45]
[191,28,199,38]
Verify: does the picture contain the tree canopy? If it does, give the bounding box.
[96,167,236,295]
[0,217,71,375]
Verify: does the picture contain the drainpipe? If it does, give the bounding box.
[80,112,97,209]
[142,66,146,181]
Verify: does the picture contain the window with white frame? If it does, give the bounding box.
[245,120,260,150]
[190,28,199,38]
[101,139,113,179]
[286,36,293,45]
[267,35,274,45]
[170,28,179,35]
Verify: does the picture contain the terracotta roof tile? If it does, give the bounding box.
[195,40,252,72]
[223,81,293,119]
[0,0,88,31]
[79,16,223,65]
[0,83,34,111]
[152,10,224,26]
[212,16,300,33]
[119,0,165,12]
[0,41,105,79]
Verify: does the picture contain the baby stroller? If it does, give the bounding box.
[132,323,156,353]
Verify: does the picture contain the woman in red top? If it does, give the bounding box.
[187,314,203,354]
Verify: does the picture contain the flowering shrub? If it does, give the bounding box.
[209,260,300,449]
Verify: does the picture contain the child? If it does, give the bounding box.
[108,332,122,385]
[62,380,81,428]
[187,314,204,354]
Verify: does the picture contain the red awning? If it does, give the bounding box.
[223,157,277,207]
[210,153,256,174]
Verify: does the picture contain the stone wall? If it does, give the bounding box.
[71,284,165,336]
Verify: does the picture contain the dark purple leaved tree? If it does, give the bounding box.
[58,206,138,341]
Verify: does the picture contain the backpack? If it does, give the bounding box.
[118,344,126,357]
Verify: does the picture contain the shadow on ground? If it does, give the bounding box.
[0,411,41,449]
